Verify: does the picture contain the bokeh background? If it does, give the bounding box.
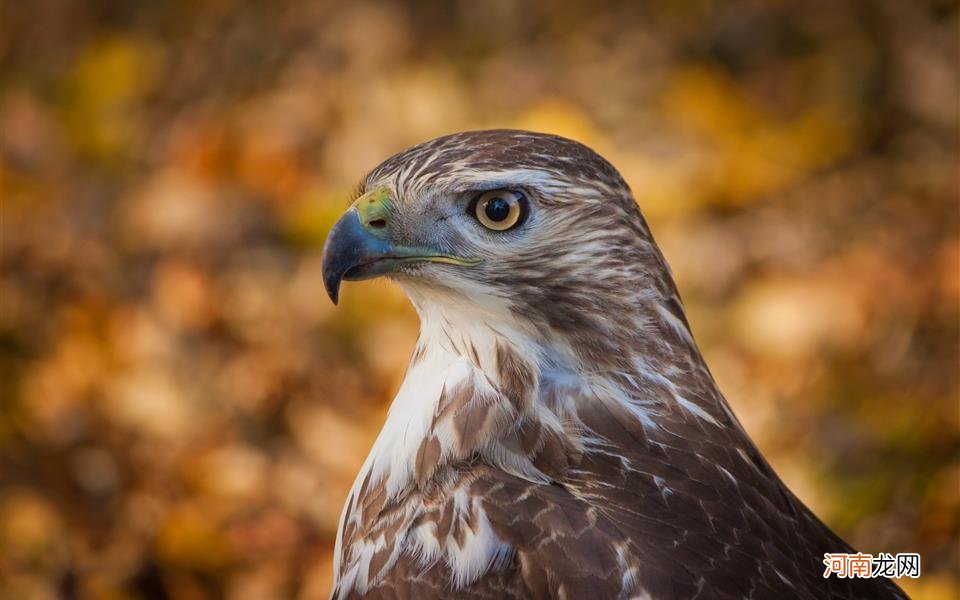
[2,1,958,598]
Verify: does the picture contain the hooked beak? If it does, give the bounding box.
[321,188,480,304]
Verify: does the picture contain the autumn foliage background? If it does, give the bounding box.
[1,1,958,598]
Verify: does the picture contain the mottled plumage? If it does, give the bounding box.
[321,130,906,599]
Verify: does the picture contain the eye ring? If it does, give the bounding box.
[471,190,527,231]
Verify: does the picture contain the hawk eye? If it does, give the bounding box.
[472,190,526,231]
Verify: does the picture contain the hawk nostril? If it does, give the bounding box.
[368,218,387,229]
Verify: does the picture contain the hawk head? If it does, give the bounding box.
[322,130,685,367]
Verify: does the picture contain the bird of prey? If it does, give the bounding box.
[321,130,906,599]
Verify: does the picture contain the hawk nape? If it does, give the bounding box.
[321,130,906,599]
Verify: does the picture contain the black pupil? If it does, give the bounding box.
[484,197,511,222]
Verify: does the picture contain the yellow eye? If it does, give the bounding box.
[473,190,525,231]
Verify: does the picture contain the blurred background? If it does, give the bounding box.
[1,0,957,598]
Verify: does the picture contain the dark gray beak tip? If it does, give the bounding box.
[324,279,340,306]
[322,208,384,306]
[321,215,354,306]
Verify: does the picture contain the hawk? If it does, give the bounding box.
[320,130,906,599]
